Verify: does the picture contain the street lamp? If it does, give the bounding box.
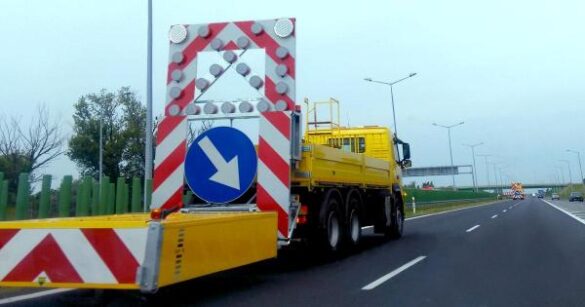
[364,73,417,137]
[144,0,153,211]
[555,166,566,184]
[433,121,465,189]
[477,153,492,187]
[566,149,584,184]
[463,142,484,192]
[559,160,573,185]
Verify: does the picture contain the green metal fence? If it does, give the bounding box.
[0,172,153,221]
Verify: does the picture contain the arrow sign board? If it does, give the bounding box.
[185,127,257,203]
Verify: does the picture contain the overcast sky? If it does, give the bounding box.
[1,0,584,188]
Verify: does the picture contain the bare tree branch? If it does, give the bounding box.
[0,105,65,184]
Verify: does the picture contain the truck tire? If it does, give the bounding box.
[344,190,362,247]
[374,193,403,239]
[316,189,343,252]
[387,199,404,239]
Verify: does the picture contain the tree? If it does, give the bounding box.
[67,87,147,180]
[0,105,65,191]
[187,120,214,144]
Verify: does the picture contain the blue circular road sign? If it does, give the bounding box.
[185,127,257,203]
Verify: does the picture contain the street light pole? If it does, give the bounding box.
[556,166,566,184]
[144,0,153,211]
[477,154,491,188]
[567,149,584,184]
[364,73,417,138]
[433,121,465,189]
[463,142,483,192]
[559,159,573,185]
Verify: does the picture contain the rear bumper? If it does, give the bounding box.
[0,212,277,292]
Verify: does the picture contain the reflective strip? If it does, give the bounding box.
[51,230,117,284]
[115,228,148,264]
[0,230,47,280]
[152,162,185,209]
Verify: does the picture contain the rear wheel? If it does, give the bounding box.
[315,191,343,252]
[345,196,362,247]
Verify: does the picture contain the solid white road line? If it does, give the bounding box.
[0,289,73,305]
[542,199,585,226]
[406,200,504,221]
[466,225,480,232]
[491,214,498,219]
[362,256,427,290]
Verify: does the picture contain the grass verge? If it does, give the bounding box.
[405,199,499,218]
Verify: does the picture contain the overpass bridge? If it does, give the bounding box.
[458,183,569,191]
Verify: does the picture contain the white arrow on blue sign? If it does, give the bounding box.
[185,126,257,204]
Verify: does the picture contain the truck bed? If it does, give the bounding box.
[293,143,393,188]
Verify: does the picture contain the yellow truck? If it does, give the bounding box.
[511,182,525,200]
[0,18,411,292]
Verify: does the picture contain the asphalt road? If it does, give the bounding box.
[6,197,585,306]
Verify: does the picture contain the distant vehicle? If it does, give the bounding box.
[511,182,525,200]
[552,193,560,200]
[537,189,545,198]
[569,192,584,202]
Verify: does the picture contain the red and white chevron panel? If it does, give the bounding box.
[258,112,292,238]
[0,228,147,285]
[152,18,296,211]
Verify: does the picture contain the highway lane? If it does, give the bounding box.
[6,198,585,306]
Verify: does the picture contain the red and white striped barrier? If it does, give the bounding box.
[0,228,146,285]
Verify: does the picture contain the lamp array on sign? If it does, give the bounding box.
[167,19,294,117]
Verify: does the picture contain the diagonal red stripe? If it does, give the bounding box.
[157,116,184,145]
[258,137,289,188]
[82,229,139,284]
[257,184,288,237]
[153,140,186,191]
[262,111,290,140]
[234,20,295,79]
[167,22,229,84]
[265,77,295,110]
[223,40,238,50]
[0,229,19,250]
[3,234,82,283]
[164,80,196,116]
[159,186,184,209]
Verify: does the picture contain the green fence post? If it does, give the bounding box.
[0,179,7,220]
[59,176,73,217]
[92,182,100,216]
[38,175,52,218]
[77,176,91,216]
[107,182,116,214]
[122,182,129,214]
[115,178,126,214]
[183,191,193,206]
[15,173,30,220]
[131,177,141,213]
[145,178,153,212]
[99,176,110,215]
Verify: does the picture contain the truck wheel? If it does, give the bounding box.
[345,193,362,247]
[388,203,404,239]
[316,191,343,252]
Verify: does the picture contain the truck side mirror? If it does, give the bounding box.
[401,159,412,168]
[402,143,411,160]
